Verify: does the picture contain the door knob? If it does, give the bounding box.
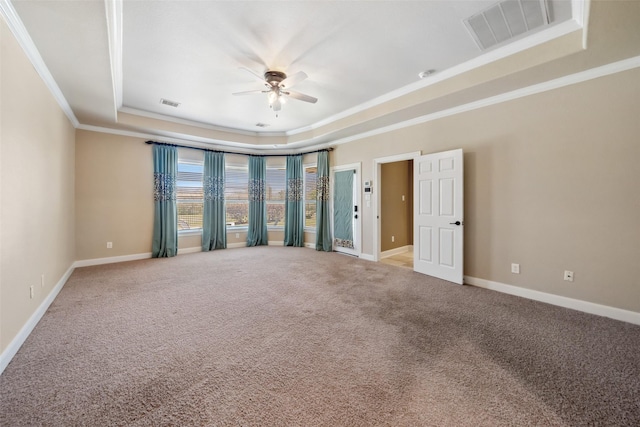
[449,221,461,226]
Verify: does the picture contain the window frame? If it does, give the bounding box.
[265,165,286,230]
[176,158,204,234]
[303,162,318,232]
[224,163,249,230]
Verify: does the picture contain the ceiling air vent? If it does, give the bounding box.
[464,0,550,50]
[160,98,180,107]
[255,123,270,128]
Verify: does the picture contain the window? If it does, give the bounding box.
[304,165,317,228]
[177,161,204,230]
[266,167,286,227]
[225,165,249,227]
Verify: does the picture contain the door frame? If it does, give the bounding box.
[372,151,422,262]
[330,163,362,257]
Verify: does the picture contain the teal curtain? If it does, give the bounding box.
[247,156,268,246]
[315,150,332,251]
[202,151,226,251]
[333,170,354,249]
[284,155,304,247]
[152,145,178,257]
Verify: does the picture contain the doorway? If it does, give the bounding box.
[373,152,421,262]
[331,163,361,256]
[379,160,414,268]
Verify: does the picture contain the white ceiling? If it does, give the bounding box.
[8,0,575,145]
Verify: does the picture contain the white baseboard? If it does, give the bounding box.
[359,253,375,261]
[179,247,202,255]
[74,252,152,268]
[380,245,413,259]
[0,264,75,375]
[227,242,246,249]
[464,275,640,326]
[304,242,315,249]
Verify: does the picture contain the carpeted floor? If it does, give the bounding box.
[1,247,639,426]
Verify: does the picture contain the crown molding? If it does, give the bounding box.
[326,54,640,148]
[118,107,283,138]
[1,0,80,127]
[76,123,332,155]
[105,0,123,121]
[286,16,585,137]
[82,54,640,152]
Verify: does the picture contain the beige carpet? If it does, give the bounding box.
[1,247,639,426]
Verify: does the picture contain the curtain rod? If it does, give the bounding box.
[144,140,333,157]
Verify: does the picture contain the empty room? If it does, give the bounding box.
[1,0,639,425]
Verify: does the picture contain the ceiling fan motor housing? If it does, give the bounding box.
[264,71,286,86]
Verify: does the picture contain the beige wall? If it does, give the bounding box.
[1,19,76,352]
[380,161,413,252]
[75,131,154,259]
[333,67,640,313]
[75,132,317,261]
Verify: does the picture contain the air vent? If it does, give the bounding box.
[255,123,270,128]
[464,0,550,50]
[160,98,180,107]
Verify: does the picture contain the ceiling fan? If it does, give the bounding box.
[232,67,318,114]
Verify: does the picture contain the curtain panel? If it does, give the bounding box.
[315,150,332,251]
[202,151,226,251]
[284,155,304,247]
[247,156,268,246]
[152,145,178,257]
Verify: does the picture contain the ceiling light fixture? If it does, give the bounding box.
[233,68,318,118]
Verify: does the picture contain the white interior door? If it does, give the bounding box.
[331,164,360,256]
[413,149,464,284]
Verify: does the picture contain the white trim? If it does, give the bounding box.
[227,242,247,249]
[380,245,413,259]
[73,252,152,268]
[118,107,269,138]
[77,54,640,153]
[464,276,640,326]
[0,264,75,375]
[179,247,202,255]
[178,229,202,236]
[572,0,591,48]
[76,123,330,155]
[373,152,421,262]
[304,242,315,249]
[329,55,640,149]
[359,253,375,262]
[105,0,123,120]
[0,0,79,127]
[288,18,585,137]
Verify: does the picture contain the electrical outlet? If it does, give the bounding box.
[235,233,239,238]
[402,195,405,201]
[107,242,113,249]
[30,285,34,299]
[511,263,520,274]
[41,274,45,288]
[564,270,574,282]
[391,236,395,243]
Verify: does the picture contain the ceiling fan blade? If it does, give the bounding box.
[239,67,265,83]
[285,90,318,104]
[272,97,282,112]
[232,90,266,96]
[280,71,307,88]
